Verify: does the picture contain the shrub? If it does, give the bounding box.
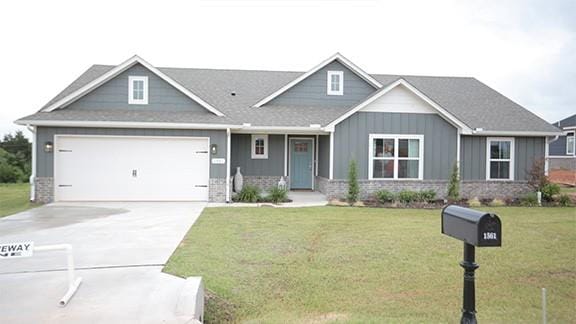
[540,183,560,201]
[375,190,395,204]
[447,162,460,201]
[418,189,436,203]
[0,162,24,183]
[398,190,419,204]
[558,194,572,207]
[467,197,482,207]
[237,185,261,203]
[267,187,288,204]
[520,192,539,207]
[489,198,506,207]
[347,159,359,203]
[526,158,548,191]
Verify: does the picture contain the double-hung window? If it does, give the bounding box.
[128,76,148,104]
[251,135,268,159]
[369,134,424,180]
[486,137,514,180]
[327,71,344,95]
[566,132,575,155]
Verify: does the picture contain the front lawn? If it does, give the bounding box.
[0,183,39,218]
[165,207,576,323]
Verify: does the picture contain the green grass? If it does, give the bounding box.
[165,207,576,323]
[0,183,39,217]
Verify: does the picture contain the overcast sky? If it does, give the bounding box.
[0,0,574,137]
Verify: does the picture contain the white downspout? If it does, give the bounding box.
[329,130,334,180]
[544,135,558,176]
[225,128,231,203]
[284,134,288,177]
[315,134,319,177]
[27,125,36,202]
[456,128,461,177]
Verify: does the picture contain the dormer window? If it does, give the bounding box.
[128,76,148,104]
[327,71,344,96]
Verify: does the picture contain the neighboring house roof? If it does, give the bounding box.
[554,114,576,129]
[16,55,561,135]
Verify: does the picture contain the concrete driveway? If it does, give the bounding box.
[0,202,205,324]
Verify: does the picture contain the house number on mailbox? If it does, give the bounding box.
[483,232,497,240]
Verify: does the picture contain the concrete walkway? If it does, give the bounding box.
[0,202,204,323]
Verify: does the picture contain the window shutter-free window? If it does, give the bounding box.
[369,134,424,180]
[128,76,149,104]
[251,135,268,159]
[486,138,514,180]
[327,71,343,95]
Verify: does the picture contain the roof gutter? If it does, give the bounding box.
[472,130,563,137]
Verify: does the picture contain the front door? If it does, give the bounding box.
[290,138,313,189]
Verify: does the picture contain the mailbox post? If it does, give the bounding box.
[441,205,501,324]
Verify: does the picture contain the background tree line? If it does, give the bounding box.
[0,131,31,183]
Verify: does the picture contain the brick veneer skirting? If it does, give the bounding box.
[34,177,54,203]
[209,178,229,202]
[315,176,532,200]
[549,157,576,171]
[240,176,289,191]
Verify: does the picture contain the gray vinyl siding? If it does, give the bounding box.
[65,64,209,112]
[333,112,457,180]
[460,136,546,181]
[318,135,330,178]
[36,127,227,178]
[230,134,285,176]
[549,134,570,156]
[268,61,377,107]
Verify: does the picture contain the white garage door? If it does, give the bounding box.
[54,135,210,201]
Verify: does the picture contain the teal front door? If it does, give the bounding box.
[290,138,313,189]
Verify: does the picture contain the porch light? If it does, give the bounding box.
[44,141,53,153]
[211,144,218,155]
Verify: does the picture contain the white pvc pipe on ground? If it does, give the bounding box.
[34,244,83,307]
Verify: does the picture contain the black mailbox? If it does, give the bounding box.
[442,205,501,247]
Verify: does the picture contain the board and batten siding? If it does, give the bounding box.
[230,134,285,176]
[65,64,209,112]
[333,112,458,180]
[36,127,227,178]
[460,136,546,181]
[318,135,330,178]
[268,61,377,107]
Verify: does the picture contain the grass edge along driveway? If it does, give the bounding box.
[165,206,576,323]
[0,183,40,218]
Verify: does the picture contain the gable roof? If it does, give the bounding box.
[16,55,561,135]
[325,78,474,133]
[252,53,382,107]
[41,55,225,117]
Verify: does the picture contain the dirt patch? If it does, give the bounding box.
[304,312,349,324]
[205,289,237,324]
[550,169,576,186]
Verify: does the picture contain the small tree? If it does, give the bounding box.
[526,158,548,191]
[347,159,359,203]
[447,162,460,201]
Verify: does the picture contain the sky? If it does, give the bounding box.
[0,0,574,138]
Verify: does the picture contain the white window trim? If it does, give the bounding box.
[486,137,515,181]
[368,134,424,180]
[128,76,149,105]
[251,134,268,159]
[327,71,344,96]
[566,132,575,155]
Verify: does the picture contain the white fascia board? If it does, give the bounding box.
[15,119,238,130]
[325,79,473,134]
[473,130,563,136]
[253,52,382,107]
[42,55,225,117]
[234,125,329,134]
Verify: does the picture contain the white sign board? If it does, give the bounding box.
[211,158,226,164]
[0,242,34,259]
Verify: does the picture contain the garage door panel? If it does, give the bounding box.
[54,136,210,201]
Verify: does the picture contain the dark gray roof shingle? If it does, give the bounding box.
[19,63,559,133]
